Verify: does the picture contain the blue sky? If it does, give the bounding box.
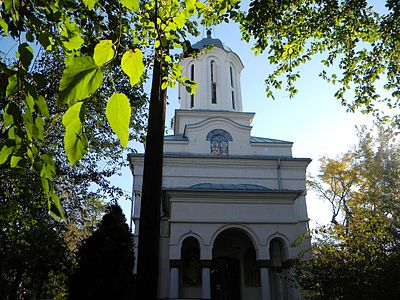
[118,21,374,229]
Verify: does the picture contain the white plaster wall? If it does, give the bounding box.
[159,218,170,298]
[129,156,309,194]
[173,110,254,134]
[169,221,310,261]
[167,110,293,156]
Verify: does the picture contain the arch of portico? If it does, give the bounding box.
[170,225,300,300]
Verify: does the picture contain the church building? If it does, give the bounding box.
[129,31,311,300]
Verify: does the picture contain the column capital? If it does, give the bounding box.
[200,259,212,268]
[258,259,271,268]
[170,259,181,268]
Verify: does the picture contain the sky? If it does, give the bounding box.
[0,2,383,230]
[117,20,375,230]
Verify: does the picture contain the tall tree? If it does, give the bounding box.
[238,0,400,126]
[69,204,135,300]
[294,125,400,299]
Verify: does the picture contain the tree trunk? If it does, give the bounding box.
[135,55,166,299]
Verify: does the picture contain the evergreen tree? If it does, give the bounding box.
[69,204,135,300]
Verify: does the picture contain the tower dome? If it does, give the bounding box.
[179,31,244,112]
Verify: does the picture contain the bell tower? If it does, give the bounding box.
[179,30,244,112]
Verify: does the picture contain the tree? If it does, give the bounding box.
[69,204,135,300]
[0,40,145,298]
[293,125,400,299]
[1,1,238,298]
[0,165,71,300]
[238,0,400,126]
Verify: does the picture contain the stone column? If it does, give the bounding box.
[201,260,212,299]
[259,260,271,300]
[169,260,180,299]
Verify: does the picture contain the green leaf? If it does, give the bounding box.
[0,145,13,164]
[25,93,35,113]
[4,102,20,126]
[62,102,88,165]
[35,117,45,140]
[59,56,103,104]
[4,0,16,12]
[10,155,22,168]
[106,93,131,148]
[6,74,18,97]
[195,1,205,9]
[83,0,98,9]
[120,0,139,11]
[63,35,84,51]
[0,19,9,35]
[173,15,185,29]
[3,108,13,127]
[93,40,115,66]
[17,43,34,70]
[37,32,54,50]
[35,96,49,118]
[185,0,196,15]
[40,154,56,179]
[61,17,84,51]
[49,194,64,221]
[41,178,50,194]
[121,49,144,86]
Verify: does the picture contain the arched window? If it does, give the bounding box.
[206,129,233,156]
[210,60,217,104]
[190,64,195,108]
[181,237,201,287]
[269,238,288,300]
[230,66,234,87]
[231,91,235,110]
[230,65,236,110]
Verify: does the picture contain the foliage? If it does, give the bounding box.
[239,0,400,126]
[0,43,144,298]
[294,125,400,299]
[0,152,107,299]
[0,0,239,216]
[1,0,145,216]
[69,204,135,300]
[0,164,70,300]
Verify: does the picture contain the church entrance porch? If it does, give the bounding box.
[211,229,261,300]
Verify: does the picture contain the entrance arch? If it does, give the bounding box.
[211,229,261,300]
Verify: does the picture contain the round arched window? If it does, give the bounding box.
[206,129,233,157]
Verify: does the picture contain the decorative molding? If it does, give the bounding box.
[169,259,181,268]
[258,259,272,268]
[200,259,212,268]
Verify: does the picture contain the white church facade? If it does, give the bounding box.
[129,32,311,300]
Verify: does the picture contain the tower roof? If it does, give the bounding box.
[192,29,232,53]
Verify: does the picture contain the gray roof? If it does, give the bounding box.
[192,30,233,53]
[250,136,293,144]
[188,183,271,191]
[164,134,188,141]
[165,134,292,144]
[192,37,232,53]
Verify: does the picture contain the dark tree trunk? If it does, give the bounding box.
[134,55,166,299]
